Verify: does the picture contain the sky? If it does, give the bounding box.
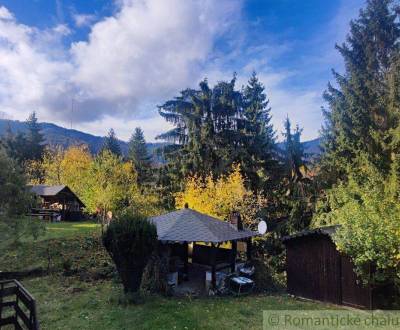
[0,0,365,142]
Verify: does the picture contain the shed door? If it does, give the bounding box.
[340,256,371,308]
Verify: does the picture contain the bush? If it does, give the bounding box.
[313,159,400,289]
[252,258,280,293]
[102,212,157,293]
[140,252,170,296]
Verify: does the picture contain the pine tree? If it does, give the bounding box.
[25,112,45,161]
[128,127,152,185]
[157,77,242,179]
[242,72,277,191]
[282,117,305,182]
[320,0,400,182]
[2,124,29,163]
[101,128,122,157]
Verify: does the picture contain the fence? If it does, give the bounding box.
[0,279,39,329]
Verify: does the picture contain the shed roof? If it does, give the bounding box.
[282,225,340,243]
[29,185,85,207]
[149,208,258,243]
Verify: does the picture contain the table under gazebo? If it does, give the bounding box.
[149,207,258,291]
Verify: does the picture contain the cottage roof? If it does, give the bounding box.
[29,185,85,207]
[149,208,258,243]
[30,185,66,196]
[282,225,340,243]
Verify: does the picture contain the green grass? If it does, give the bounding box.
[22,276,333,330]
[0,221,351,329]
[0,222,109,273]
[38,221,101,241]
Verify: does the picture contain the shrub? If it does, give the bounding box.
[313,158,400,289]
[102,212,157,293]
[140,252,169,296]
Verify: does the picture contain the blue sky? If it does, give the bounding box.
[0,0,365,141]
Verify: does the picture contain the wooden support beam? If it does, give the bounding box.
[183,242,189,280]
[211,243,217,290]
[247,238,252,261]
[231,241,237,272]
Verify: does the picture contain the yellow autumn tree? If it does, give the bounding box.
[176,164,265,223]
[41,146,65,185]
[59,145,93,201]
[41,145,93,202]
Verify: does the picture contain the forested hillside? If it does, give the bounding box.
[0,118,321,159]
[0,119,165,158]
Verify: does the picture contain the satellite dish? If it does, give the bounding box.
[258,220,267,235]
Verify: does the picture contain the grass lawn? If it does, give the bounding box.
[1,221,358,329]
[22,275,335,330]
[38,221,101,241]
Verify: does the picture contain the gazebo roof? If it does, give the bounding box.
[149,208,258,243]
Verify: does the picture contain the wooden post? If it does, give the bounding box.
[211,243,217,289]
[231,241,237,272]
[62,198,66,221]
[183,242,189,280]
[246,238,252,261]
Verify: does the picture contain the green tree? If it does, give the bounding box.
[282,117,305,182]
[25,112,45,161]
[320,0,400,183]
[101,128,122,157]
[102,212,158,293]
[313,156,400,289]
[0,148,43,246]
[1,124,29,163]
[85,150,137,224]
[242,72,277,191]
[128,128,152,186]
[157,74,280,203]
[278,117,314,233]
[2,112,45,164]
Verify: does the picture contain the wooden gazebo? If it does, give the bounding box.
[149,207,258,289]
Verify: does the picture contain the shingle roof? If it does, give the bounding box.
[149,208,258,243]
[29,185,85,207]
[29,185,66,196]
[282,225,340,243]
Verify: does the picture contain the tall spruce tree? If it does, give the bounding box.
[25,112,45,161]
[242,72,277,191]
[157,76,242,180]
[2,112,45,164]
[320,0,400,183]
[157,74,283,197]
[128,127,152,185]
[282,117,305,182]
[280,117,313,232]
[101,128,122,157]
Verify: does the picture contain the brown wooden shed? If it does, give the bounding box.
[282,226,395,309]
[29,185,85,221]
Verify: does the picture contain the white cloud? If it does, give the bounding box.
[0,7,73,121]
[0,6,13,20]
[70,0,241,120]
[73,13,96,28]
[0,1,242,136]
[0,0,364,142]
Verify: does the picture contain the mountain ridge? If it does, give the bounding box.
[0,118,321,159]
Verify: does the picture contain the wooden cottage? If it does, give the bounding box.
[283,226,396,309]
[29,185,85,221]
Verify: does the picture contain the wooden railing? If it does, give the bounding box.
[0,279,39,330]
